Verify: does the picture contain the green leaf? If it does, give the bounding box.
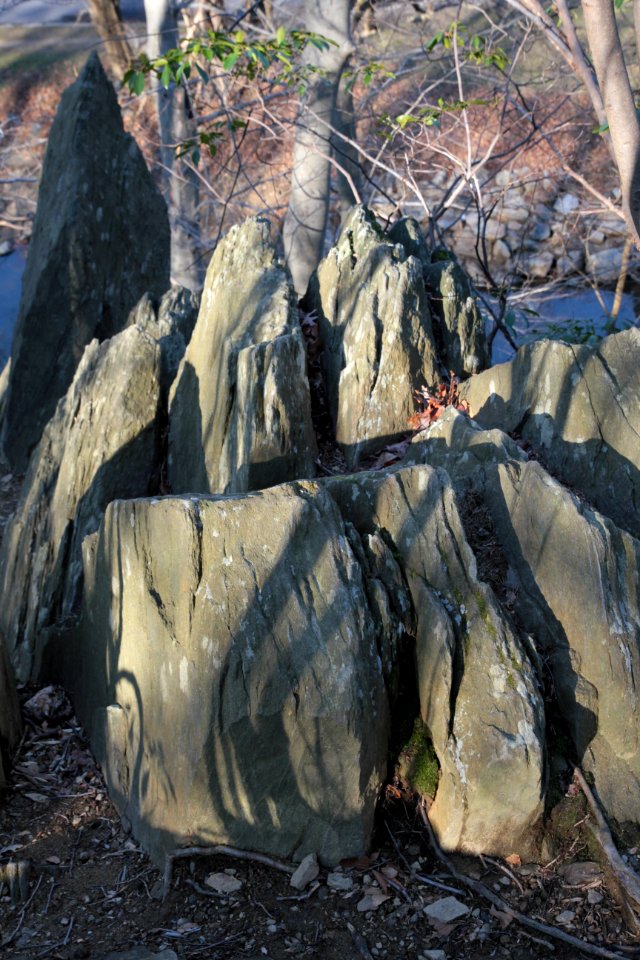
[276,25,286,46]
[222,51,240,70]
[192,148,201,166]
[195,63,210,83]
[131,72,145,95]
[160,63,171,89]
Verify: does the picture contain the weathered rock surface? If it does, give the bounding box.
[168,218,317,494]
[326,465,545,855]
[404,408,640,831]
[127,287,199,395]
[424,255,490,376]
[310,206,439,468]
[461,329,640,538]
[0,641,21,790]
[66,483,389,866]
[0,325,162,682]
[1,52,169,472]
[482,459,640,828]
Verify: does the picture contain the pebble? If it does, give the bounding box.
[327,872,354,891]
[290,853,319,891]
[424,896,469,924]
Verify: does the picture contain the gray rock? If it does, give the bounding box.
[0,325,162,682]
[0,640,21,790]
[560,861,602,885]
[424,255,490,375]
[128,287,199,395]
[586,245,624,282]
[554,193,580,215]
[423,895,469,923]
[290,852,320,890]
[1,53,169,473]
[326,464,545,855]
[65,482,389,867]
[481,459,640,828]
[100,950,178,960]
[461,329,640,539]
[168,217,316,494]
[310,206,439,468]
[388,217,431,268]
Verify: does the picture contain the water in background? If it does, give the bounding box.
[491,286,639,365]
[0,248,26,369]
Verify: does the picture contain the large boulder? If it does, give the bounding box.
[168,218,317,494]
[327,465,546,855]
[310,206,439,468]
[0,325,163,682]
[1,52,170,472]
[65,483,389,866]
[482,459,640,829]
[461,329,640,538]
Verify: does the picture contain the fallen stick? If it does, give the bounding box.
[418,803,634,960]
[163,843,294,898]
[574,766,640,937]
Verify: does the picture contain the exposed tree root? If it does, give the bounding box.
[163,843,295,898]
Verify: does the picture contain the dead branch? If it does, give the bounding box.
[574,767,640,937]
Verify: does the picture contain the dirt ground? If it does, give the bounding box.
[1,676,639,960]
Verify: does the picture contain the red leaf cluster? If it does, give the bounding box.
[408,371,470,431]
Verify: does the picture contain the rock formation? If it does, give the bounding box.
[168,217,317,495]
[408,406,640,831]
[65,483,389,866]
[461,328,640,539]
[0,325,163,682]
[310,206,440,468]
[424,254,491,376]
[1,52,170,473]
[326,465,545,854]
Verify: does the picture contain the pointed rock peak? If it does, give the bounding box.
[79,50,108,85]
[335,204,395,261]
[207,216,279,279]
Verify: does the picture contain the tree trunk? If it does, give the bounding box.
[144,0,202,290]
[283,0,354,297]
[86,0,133,82]
[582,0,640,245]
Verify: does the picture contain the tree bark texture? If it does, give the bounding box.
[283,0,354,297]
[144,0,202,290]
[86,0,133,81]
[581,0,640,244]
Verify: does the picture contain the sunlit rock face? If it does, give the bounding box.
[461,328,640,539]
[168,217,317,496]
[1,52,169,472]
[67,482,389,866]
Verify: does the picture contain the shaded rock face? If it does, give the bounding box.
[1,52,170,473]
[67,484,389,867]
[0,325,162,682]
[168,218,317,495]
[310,206,440,468]
[424,256,490,376]
[461,329,640,539]
[0,642,21,790]
[407,408,640,832]
[127,287,199,395]
[326,466,545,855]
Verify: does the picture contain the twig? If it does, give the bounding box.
[419,803,633,960]
[0,873,42,948]
[277,881,320,902]
[574,767,640,936]
[163,843,294,898]
[347,921,373,960]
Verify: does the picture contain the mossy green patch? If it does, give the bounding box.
[398,718,439,799]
